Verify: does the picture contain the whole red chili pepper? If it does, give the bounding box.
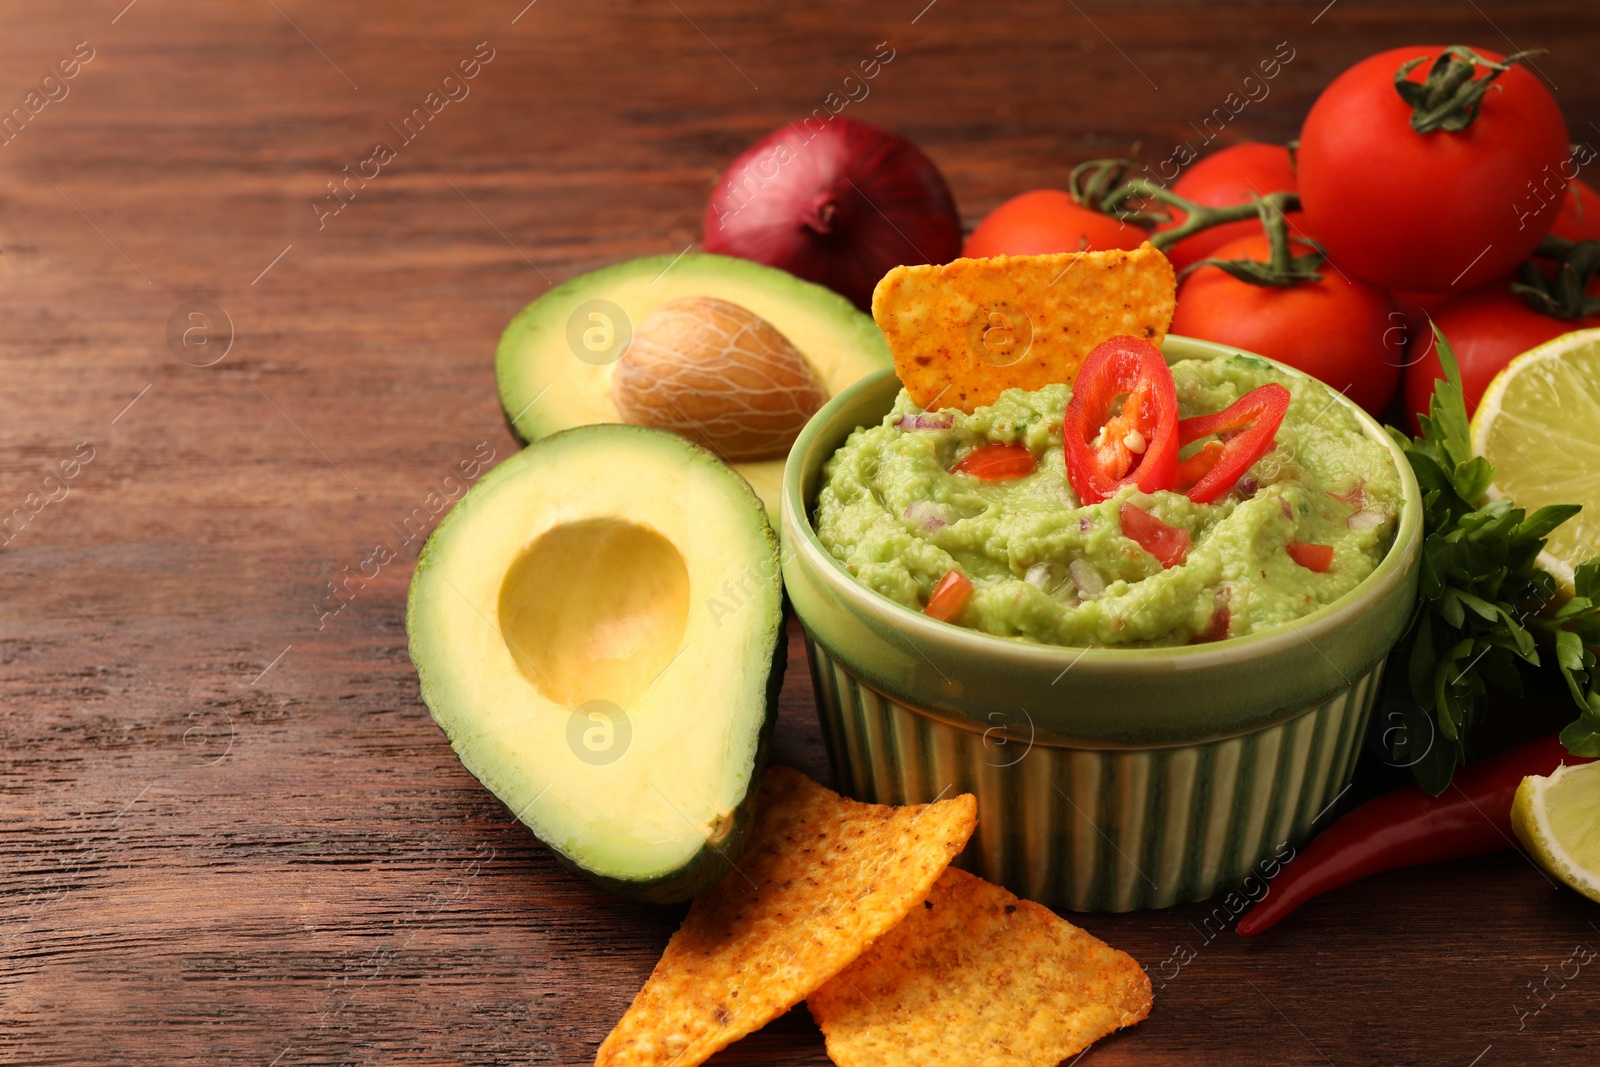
[1236,733,1595,936]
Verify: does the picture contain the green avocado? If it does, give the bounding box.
[495,252,890,513]
[406,424,785,902]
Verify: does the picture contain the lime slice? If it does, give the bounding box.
[1471,328,1600,596]
[1511,760,1600,904]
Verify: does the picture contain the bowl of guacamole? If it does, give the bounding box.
[781,335,1422,911]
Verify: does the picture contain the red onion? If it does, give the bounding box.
[703,117,963,310]
[1333,481,1367,511]
[1069,559,1105,600]
[895,412,953,431]
[902,501,950,533]
[1347,508,1387,530]
[1193,590,1232,643]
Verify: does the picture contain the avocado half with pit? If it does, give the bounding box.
[406,424,785,902]
[495,252,890,512]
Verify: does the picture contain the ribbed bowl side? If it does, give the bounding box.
[806,635,1381,912]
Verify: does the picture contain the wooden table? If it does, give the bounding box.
[5,1,1599,1063]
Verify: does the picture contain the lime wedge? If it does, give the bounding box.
[1470,328,1600,596]
[1511,760,1600,904]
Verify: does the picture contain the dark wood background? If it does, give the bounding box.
[4,1,1599,1064]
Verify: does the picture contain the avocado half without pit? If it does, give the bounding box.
[494,252,890,513]
[406,425,786,902]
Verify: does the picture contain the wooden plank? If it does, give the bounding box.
[3,2,1599,1064]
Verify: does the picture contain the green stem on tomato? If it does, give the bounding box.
[1176,193,1324,288]
[1067,159,1165,229]
[1395,46,1545,134]
[1069,158,1304,251]
[1516,234,1600,320]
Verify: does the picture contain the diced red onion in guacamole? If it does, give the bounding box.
[1192,588,1232,643]
[1026,562,1080,603]
[903,501,949,532]
[1347,507,1387,531]
[896,413,953,431]
[1334,481,1366,511]
[1069,559,1105,600]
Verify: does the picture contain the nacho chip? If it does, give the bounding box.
[807,867,1152,1067]
[595,766,978,1067]
[873,243,1177,412]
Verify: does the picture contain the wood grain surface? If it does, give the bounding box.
[4,1,1599,1064]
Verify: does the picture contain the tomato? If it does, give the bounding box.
[1062,337,1180,504]
[1402,282,1600,431]
[963,189,1148,258]
[1170,233,1400,415]
[1551,178,1600,243]
[923,569,972,622]
[1156,143,1310,271]
[1175,384,1291,503]
[950,443,1035,481]
[1298,46,1570,293]
[1287,542,1335,572]
[1119,504,1190,568]
[1390,289,1454,313]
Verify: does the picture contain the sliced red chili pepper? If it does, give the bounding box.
[1286,541,1334,572]
[1063,337,1179,504]
[1173,441,1224,494]
[1119,504,1190,568]
[1174,383,1291,504]
[950,443,1035,481]
[923,569,972,622]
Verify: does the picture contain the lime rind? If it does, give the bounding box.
[1512,761,1600,905]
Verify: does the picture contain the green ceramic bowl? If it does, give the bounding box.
[781,335,1423,912]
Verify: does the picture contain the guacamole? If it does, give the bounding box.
[814,355,1402,647]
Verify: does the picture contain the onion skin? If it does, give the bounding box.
[703,117,962,310]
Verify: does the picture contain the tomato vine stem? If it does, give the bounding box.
[1393,46,1545,134]
[1515,234,1600,320]
[1180,195,1325,288]
[1069,158,1317,288]
[1068,158,1301,249]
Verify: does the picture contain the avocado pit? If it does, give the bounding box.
[611,294,828,461]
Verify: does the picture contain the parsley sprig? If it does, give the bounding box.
[1386,327,1600,793]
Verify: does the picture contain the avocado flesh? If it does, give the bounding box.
[406,424,785,901]
[495,252,891,513]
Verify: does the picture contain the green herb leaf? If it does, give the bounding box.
[1412,735,1463,794]
[1518,504,1583,542]
[1576,560,1600,600]
[1555,628,1589,675]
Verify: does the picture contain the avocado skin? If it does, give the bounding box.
[407,423,786,905]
